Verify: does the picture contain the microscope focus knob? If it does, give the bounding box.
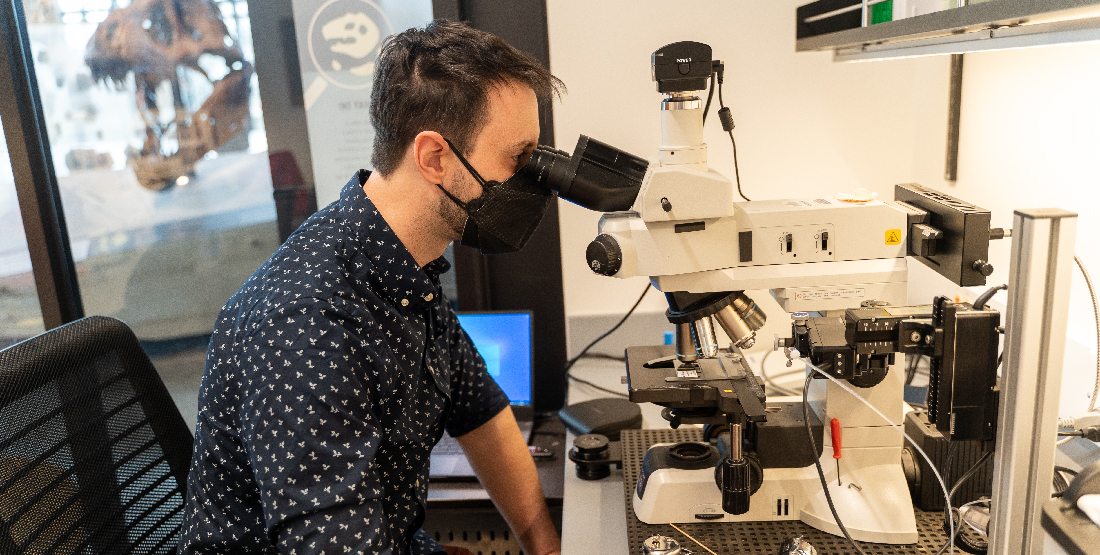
[718,456,751,515]
[586,234,622,276]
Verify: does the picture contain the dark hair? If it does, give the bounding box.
[370,20,564,176]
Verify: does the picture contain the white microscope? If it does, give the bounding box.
[525,41,1006,545]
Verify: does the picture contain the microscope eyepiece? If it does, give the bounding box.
[522,135,649,213]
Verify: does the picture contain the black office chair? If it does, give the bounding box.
[0,316,195,554]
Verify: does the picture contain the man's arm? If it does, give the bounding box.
[456,407,561,555]
[235,303,397,554]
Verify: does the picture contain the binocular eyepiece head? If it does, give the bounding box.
[522,135,649,213]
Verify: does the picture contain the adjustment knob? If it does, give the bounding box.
[717,456,751,515]
[586,234,622,276]
[972,259,994,277]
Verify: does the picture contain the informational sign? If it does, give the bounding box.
[292,0,433,206]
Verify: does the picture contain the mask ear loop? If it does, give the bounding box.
[442,137,488,188]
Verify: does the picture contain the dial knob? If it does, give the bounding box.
[718,456,751,515]
[586,234,622,276]
[972,259,994,277]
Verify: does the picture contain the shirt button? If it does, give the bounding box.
[423,293,433,302]
[401,299,409,307]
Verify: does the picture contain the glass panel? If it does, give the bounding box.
[21,0,290,426]
[0,116,46,348]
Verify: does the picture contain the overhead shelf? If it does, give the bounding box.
[796,0,1100,61]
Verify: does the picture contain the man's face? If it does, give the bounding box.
[438,82,541,239]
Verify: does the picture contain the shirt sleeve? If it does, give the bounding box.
[443,309,510,438]
[237,300,397,555]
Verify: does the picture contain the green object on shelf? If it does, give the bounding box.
[872,0,894,24]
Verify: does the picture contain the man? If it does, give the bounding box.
[180,20,564,555]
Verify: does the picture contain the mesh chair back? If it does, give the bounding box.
[0,316,194,554]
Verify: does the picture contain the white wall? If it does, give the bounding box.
[546,1,1100,416]
[920,43,1100,417]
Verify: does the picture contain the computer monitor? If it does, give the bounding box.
[456,311,534,417]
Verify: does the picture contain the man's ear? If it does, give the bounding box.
[412,131,449,185]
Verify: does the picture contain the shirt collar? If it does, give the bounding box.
[339,170,450,310]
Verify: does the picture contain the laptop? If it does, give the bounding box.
[429,310,535,481]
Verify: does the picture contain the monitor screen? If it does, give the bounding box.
[456,312,533,406]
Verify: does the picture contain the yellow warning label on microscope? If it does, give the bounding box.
[885,229,902,245]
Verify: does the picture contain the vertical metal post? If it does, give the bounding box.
[0,0,83,328]
[945,54,964,181]
[990,208,1077,555]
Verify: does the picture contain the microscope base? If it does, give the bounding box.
[632,444,918,545]
[633,461,819,524]
[800,446,919,544]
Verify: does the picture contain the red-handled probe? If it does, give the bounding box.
[831,418,842,486]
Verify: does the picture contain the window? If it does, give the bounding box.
[0,115,46,348]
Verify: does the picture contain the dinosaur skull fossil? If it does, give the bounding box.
[85,0,253,191]
[321,11,381,76]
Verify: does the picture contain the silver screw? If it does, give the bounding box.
[910,331,922,343]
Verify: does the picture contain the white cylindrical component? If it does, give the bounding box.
[659,101,707,169]
[657,145,707,167]
[690,316,719,358]
[661,103,704,148]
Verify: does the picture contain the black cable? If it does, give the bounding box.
[943,442,959,492]
[801,372,870,555]
[728,133,749,202]
[954,451,994,497]
[565,283,650,373]
[973,284,1007,310]
[1052,465,1079,497]
[906,354,923,386]
[564,284,652,398]
[940,507,988,555]
[717,81,750,202]
[935,449,995,555]
[566,375,628,399]
[578,353,625,362]
[1054,465,1079,476]
[702,73,715,123]
[1053,472,1069,496]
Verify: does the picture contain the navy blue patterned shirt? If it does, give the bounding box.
[180,171,510,554]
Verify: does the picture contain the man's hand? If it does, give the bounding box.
[455,408,561,555]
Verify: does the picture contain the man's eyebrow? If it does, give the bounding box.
[504,139,537,152]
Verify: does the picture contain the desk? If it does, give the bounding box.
[422,417,566,553]
[561,357,665,555]
[427,417,567,506]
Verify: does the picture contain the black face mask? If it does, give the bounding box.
[436,138,554,255]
